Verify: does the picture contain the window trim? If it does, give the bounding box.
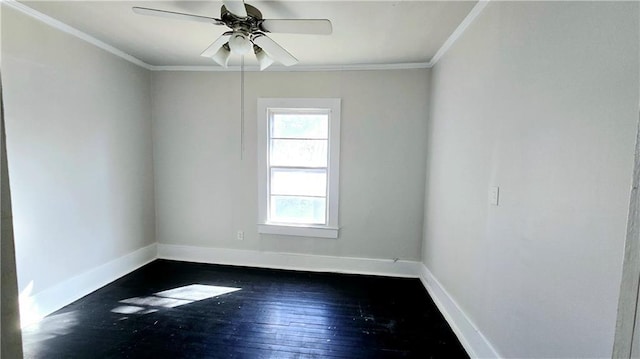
[257,98,341,238]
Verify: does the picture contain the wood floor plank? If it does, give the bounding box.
[22,260,468,358]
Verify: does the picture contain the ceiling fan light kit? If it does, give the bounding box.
[228,32,253,55]
[211,44,232,68]
[255,47,274,71]
[133,0,333,70]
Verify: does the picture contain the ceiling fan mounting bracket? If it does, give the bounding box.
[221,4,263,34]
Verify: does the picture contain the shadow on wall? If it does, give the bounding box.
[1,71,24,358]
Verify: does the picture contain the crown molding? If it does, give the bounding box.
[4,0,487,73]
[152,62,432,72]
[428,0,490,67]
[2,0,154,70]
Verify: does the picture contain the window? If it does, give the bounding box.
[257,98,341,238]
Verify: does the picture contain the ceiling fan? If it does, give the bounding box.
[132,0,332,70]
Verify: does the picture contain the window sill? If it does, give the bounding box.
[258,224,339,239]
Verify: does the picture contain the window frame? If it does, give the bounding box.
[257,98,341,239]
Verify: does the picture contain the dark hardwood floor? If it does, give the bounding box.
[22,260,468,358]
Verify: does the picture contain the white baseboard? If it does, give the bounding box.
[19,241,498,359]
[20,243,157,328]
[157,244,421,278]
[419,264,500,358]
[157,244,498,357]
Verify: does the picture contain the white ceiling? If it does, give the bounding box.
[19,0,477,68]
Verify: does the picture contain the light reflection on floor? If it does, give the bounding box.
[21,261,468,358]
[23,284,242,346]
[111,284,241,315]
[22,310,79,344]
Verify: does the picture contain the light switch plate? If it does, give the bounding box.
[489,186,499,206]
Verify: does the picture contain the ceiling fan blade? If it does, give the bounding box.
[259,19,332,35]
[201,33,232,58]
[222,0,248,18]
[133,7,223,25]
[252,34,298,67]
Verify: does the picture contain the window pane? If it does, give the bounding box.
[270,139,327,167]
[272,113,328,139]
[271,169,327,196]
[270,196,326,224]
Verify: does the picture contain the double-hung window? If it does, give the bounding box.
[257,98,341,238]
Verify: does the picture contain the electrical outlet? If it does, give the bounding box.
[236,230,244,241]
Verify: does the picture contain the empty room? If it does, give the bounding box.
[1,0,638,358]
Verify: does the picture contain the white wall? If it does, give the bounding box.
[2,6,155,318]
[423,1,639,357]
[152,69,429,261]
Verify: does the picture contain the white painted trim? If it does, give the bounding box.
[258,224,339,239]
[152,62,432,72]
[157,244,420,278]
[16,240,497,358]
[4,0,488,72]
[418,264,500,359]
[2,0,154,70]
[257,98,341,238]
[428,0,490,67]
[19,243,157,328]
[613,109,640,358]
[1,0,431,73]
[156,244,498,358]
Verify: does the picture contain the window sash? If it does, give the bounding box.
[267,110,329,225]
[257,98,341,238]
[269,167,328,197]
[269,138,328,168]
[270,112,329,139]
[269,195,327,225]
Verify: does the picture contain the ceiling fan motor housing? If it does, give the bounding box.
[220,4,264,34]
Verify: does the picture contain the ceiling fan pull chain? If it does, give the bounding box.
[240,55,245,160]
